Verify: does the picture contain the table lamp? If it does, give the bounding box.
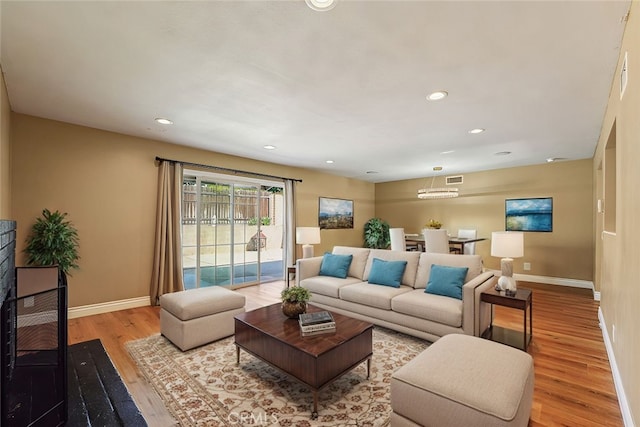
[296,227,321,258]
[491,231,524,296]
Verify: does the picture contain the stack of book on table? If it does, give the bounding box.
[299,311,336,336]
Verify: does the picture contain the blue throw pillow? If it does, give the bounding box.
[425,264,469,300]
[368,258,407,288]
[319,253,353,279]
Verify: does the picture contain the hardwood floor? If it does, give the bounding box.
[67,280,622,426]
[495,282,622,427]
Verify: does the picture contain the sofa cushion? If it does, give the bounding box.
[300,276,363,299]
[425,264,469,300]
[414,253,483,289]
[363,250,420,287]
[319,253,353,279]
[332,246,371,280]
[340,282,412,310]
[368,258,407,288]
[391,290,463,327]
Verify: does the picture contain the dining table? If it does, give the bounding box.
[404,235,487,253]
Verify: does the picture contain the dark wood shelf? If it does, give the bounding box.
[286,266,296,288]
[482,325,532,350]
[481,286,532,351]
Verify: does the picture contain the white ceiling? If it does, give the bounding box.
[0,1,631,183]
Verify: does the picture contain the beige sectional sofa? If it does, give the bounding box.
[297,246,496,342]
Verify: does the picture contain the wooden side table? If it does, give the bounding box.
[286,266,296,288]
[481,287,532,351]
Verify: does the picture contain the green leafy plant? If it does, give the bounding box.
[281,286,311,303]
[364,217,391,249]
[24,209,80,275]
[263,186,283,194]
[248,216,271,226]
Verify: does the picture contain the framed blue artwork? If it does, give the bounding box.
[505,197,553,232]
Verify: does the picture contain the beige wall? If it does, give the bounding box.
[375,160,594,281]
[594,0,639,423]
[0,66,11,218]
[3,2,636,418]
[10,114,374,307]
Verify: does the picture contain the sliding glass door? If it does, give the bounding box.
[182,172,284,289]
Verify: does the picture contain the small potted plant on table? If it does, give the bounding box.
[281,286,311,319]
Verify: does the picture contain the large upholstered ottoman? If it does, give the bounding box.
[160,287,246,351]
[391,334,534,427]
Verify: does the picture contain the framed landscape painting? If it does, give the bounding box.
[319,197,354,229]
[505,197,553,232]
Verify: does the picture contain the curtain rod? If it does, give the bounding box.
[155,156,303,183]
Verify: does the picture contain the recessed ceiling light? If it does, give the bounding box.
[305,0,337,12]
[495,151,512,156]
[366,171,379,174]
[546,157,567,163]
[326,160,334,164]
[427,91,448,101]
[468,128,485,134]
[155,118,173,125]
[440,150,455,155]
[263,145,276,150]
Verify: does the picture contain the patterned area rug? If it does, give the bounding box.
[126,328,428,426]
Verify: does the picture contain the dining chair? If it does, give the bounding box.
[422,229,450,254]
[389,228,406,251]
[457,228,477,255]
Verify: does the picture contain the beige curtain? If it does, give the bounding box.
[284,179,296,269]
[150,160,184,305]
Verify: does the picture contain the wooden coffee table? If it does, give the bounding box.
[234,303,373,419]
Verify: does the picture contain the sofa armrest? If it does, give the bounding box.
[461,272,496,336]
[295,256,323,285]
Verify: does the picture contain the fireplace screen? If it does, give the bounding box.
[1,266,67,426]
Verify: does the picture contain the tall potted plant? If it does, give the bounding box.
[364,217,391,249]
[24,209,80,276]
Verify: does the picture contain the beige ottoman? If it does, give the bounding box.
[391,334,534,427]
[160,287,246,351]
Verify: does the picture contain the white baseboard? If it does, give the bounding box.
[68,296,150,319]
[488,270,597,298]
[599,308,635,427]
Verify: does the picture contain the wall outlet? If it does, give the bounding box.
[24,296,35,308]
[523,262,531,271]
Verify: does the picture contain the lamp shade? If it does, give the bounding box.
[491,231,524,258]
[296,227,321,245]
[305,0,337,11]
